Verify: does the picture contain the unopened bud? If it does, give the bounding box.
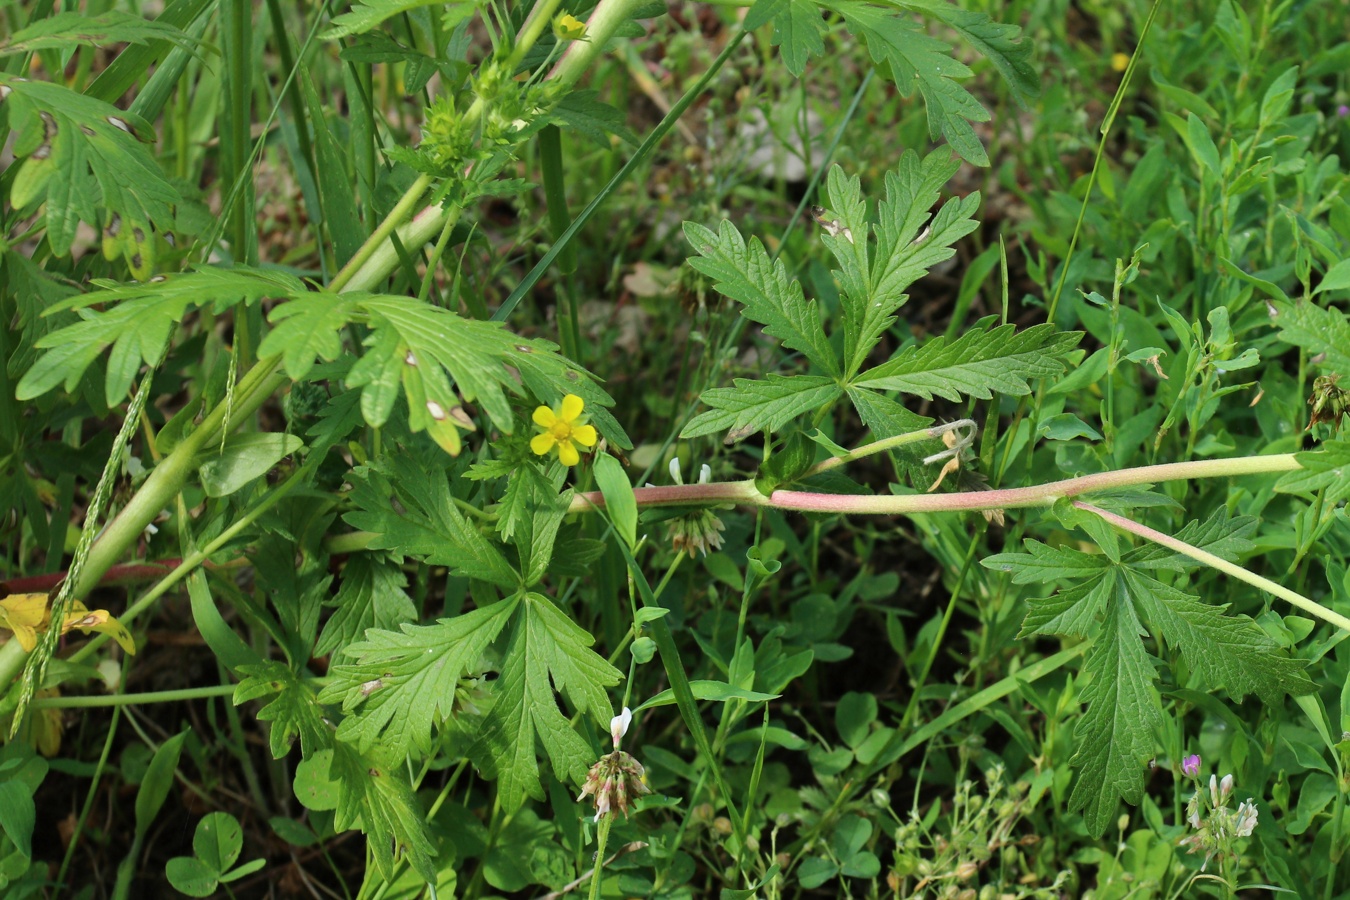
[956,861,978,880]
[1117,813,1130,833]
[713,816,732,836]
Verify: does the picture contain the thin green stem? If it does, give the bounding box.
[588,815,613,900]
[33,684,238,709]
[1073,501,1350,632]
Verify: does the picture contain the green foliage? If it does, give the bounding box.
[986,511,1315,836]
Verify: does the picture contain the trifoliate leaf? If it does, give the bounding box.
[1068,586,1162,837]
[684,220,840,376]
[18,267,305,404]
[1127,571,1313,704]
[234,661,332,759]
[855,322,1080,401]
[329,742,435,881]
[318,596,520,759]
[1275,441,1350,504]
[344,456,520,589]
[472,593,621,807]
[681,375,843,441]
[824,2,990,165]
[315,554,419,661]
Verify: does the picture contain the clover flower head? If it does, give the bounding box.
[531,394,598,466]
[1182,754,1201,778]
[578,749,650,822]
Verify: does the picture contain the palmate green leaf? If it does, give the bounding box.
[822,2,990,165]
[681,375,842,441]
[234,661,332,760]
[17,267,307,405]
[855,321,1080,401]
[992,512,1314,836]
[1068,589,1162,837]
[314,554,419,661]
[1128,572,1313,704]
[0,10,197,55]
[1,75,180,276]
[1270,300,1350,375]
[329,742,436,882]
[1275,441,1350,504]
[344,457,520,589]
[318,596,520,760]
[817,155,981,378]
[683,221,839,376]
[473,593,622,807]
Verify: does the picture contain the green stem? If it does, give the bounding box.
[1073,501,1350,632]
[33,684,237,709]
[806,420,975,476]
[588,815,613,900]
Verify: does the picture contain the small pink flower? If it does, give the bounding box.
[1182,754,1201,777]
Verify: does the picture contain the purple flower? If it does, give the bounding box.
[1338,105,1350,118]
[1182,754,1201,777]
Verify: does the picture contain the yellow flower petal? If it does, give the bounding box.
[573,424,598,447]
[558,440,581,466]
[531,433,557,456]
[560,394,585,423]
[533,405,557,428]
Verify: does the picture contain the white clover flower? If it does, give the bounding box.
[1235,799,1259,837]
[610,706,632,749]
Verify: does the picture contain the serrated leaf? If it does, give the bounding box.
[552,89,639,147]
[329,742,435,881]
[234,661,332,759]
[19,267,305,404]
[260,292,363,382]
[894,1,1038,107]
[343,457,520,588]
[0,75,180,272]
[504,465,571,586]
[1124,511,1258,569]
[0,10,197,55]
[314,554,418,661]
[1275,441,1350,504]
[1127,571,1313,704]
[855,322,1079,400]
[824,153,979,377]
[1019,578,1111,639]
[983,539,1110,584]
[683,220,839,376]
[824,2,990,165]
[319,596,519,759]
[1068,588,1161,837]
[473,593,621,807]
[322,0,465,39]
[1271,300,1350,375]
[682,375,842,440]
[762,0,826,77]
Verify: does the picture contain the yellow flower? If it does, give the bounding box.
[531,394,597,466]
[1111,52,1130,72]
[553,13,588,41]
